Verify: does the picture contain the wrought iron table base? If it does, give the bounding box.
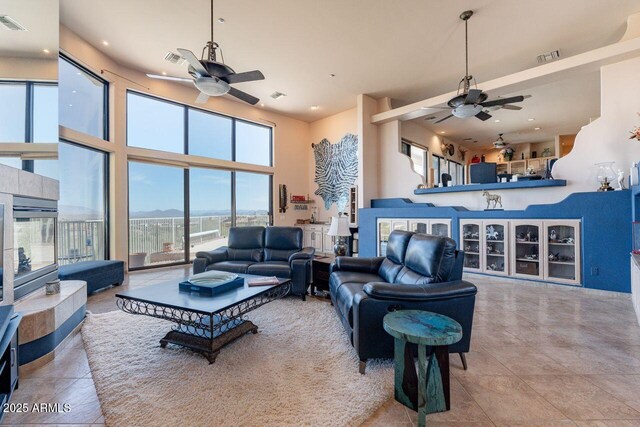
[160,320,259,364]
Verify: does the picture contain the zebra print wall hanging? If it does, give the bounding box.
[312,133,358,211]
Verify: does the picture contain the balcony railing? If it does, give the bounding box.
[57,215,269,266]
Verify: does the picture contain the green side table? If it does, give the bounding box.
[383,310,462,427]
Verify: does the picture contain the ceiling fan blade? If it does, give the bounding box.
[434,114,454,124]
[501,104,522,111]
[146,73,193,83]
[227,87,260,105]
[195,92,209,104]
[475,111,492,121]
[464,89,483,105]
[481,95,525,108]
[177,48,211,77]
[224,70,265,84]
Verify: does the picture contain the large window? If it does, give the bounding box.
[235,121,272,166]
[236,172,271,227]
[0,81,58,170]
[127,93,184,153]
[128,162,186,268]
[59,56,108,139]
[189,168,231,258]
[126,91,272,165]
[56,142,108,265]
[188,109,232,160]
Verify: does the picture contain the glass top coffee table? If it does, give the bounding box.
[115,274,291,363]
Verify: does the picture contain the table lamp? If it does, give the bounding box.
[327,216,351,256]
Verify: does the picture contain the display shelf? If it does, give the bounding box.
[548,242,575,246]
[413,179,567,195]
[516,258,539,263]
[290,199,315,204]
[549,261,575,265]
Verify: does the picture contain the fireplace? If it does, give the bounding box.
[13,197,58,300]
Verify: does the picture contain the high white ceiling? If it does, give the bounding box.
[0,0,58,58]
[415,71,602,148]
[59,0,638,122]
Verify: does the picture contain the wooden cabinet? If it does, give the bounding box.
[302,224,336,255]
[544,220,581,285]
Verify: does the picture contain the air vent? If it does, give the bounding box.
[164,51,185,65]
[537,50,561,63]
[270,91,286,100]
[0,15,27,31]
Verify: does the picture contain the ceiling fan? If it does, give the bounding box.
[146,0,264,105]
[493,133,507,148]
[428,10,527,124]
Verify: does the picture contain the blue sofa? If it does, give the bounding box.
[329,230,477,373]
[193,226,315,299]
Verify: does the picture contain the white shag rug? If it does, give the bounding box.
[82,298,393,427]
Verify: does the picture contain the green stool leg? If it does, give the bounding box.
[418,346,447,426]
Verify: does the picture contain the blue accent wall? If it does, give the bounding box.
[360,190,632,293]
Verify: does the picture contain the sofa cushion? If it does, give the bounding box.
[378,258,403,283]
[227,248,263,262]
[386,230,413,264]
[264,227,302,262]
[401,234,458,283]
[329,271,384,292]
[206,261,254,274]
[247,261,291,278]
[228,226,265,249]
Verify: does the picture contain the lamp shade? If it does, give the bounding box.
[327,216,351,237]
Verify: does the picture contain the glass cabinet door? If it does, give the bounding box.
[391,220,408,232]
[409,220,429,234]
[544,221,580,284]
[510,160,526,175]
[511,221,542,278]
[431,221,450,237]
[483,221,508,275]
[378,220,391,256]
[460,221,481,271]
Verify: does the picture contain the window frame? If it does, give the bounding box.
[59,53,109,141]
[126,90,273,166]
[58,139,111,262]
[0,80,58,172]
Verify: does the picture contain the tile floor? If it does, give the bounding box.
[3,266,640,426]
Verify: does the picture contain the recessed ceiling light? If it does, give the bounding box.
[161,71,167,76]
[527,118,535,121]
[102,41,109,46]
[440,131,445,134]
[310,105,319,110]
[494,119,501,123]
[260,103,265,107]
[218,18,225,23]
[42,49,50,54]
[534,127,541,130]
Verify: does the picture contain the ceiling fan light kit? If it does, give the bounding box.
[146,0,264,105]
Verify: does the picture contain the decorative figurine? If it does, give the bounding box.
[549,229,557,241]
[486,225,499,240]
[617,169,627,190]
[17,247,31,274]
[482,191,503,209]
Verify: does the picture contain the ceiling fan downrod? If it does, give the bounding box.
[460,10,474,94]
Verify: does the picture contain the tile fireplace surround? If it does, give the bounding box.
[0,163,59,304]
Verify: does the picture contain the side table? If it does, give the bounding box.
[383,310,462,427]
[311,255,334,297]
